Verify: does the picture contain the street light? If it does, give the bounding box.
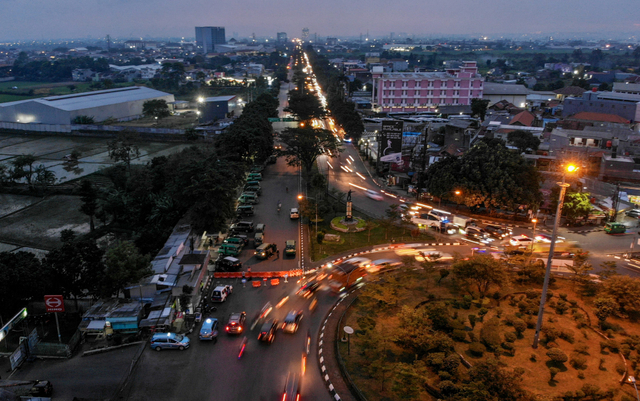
[297,194,319,236]
[533,163,578,348]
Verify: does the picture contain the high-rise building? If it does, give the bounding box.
[195,26,226,54]
[277,32,287,44]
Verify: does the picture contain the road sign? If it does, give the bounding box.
[44,295,65,312]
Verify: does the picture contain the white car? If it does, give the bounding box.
[290,208,299,219]
[509,235,534,248]
[365,190,383,201]
[343,257,372,268]
[368,259,402,273]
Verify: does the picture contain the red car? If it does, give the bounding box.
[225,312,246,334]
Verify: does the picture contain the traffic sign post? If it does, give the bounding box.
[44,295,64,343]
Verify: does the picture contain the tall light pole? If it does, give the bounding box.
[532,164,578,348]
[298,195,318,235]
[628,376,640,401]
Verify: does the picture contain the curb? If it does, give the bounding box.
[317,292,353,401]
[82,341,145,356]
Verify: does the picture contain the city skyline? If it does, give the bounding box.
[1,0,639,42]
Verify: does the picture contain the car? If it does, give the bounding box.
[466,226,491,242]
[534,233,564,243]
[255,243,277,259]
[230,221,254,234]
[626,209,640,218]
[199,318,219,341]
[368,259,402,273]
[215,256,242,271]
[285,240,296,256]
[343,257,372,269]
[29,380,53,397]
[258,319,278,343]
[296,281,320,298]
[365,189,384,201]
[150,332,190,351]
[225,312,247,334]
[282,310,303,333]
[509,235,534,248]
[211,285,233,302]
[484,224,511,239]
[290,208,300,219]
[224,235,249,246]
[282,373,301,401]
[218,243,241,256]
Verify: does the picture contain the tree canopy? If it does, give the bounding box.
[278,126,341,175]
[507,130,541,154]
[426,139,542,211]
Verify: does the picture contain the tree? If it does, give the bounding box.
[102,241,152,297]
[278,126,340,176]
[601,275,640,316]
[79,180,99,231]
[0,251,53,318]
[593,296,617,326]
[10,154,37,186]
[284,91,325,122]
[33,164,56,193]
[562,192,592,223]
[456,358,535,401]
[142,99,171,119]
[107,131,140,172]
[507,130,541,153]
[598,261,618,281]
[43,230,106,303]
[392,362,423,400]
[470,98,490,121]
[546,348,568,364]
[452,255,509,298]
[72,115,95,124]
[426,139,542,212]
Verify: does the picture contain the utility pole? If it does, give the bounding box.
[106,34,111,53]
[416,122,430,200]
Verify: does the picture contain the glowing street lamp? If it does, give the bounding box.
[533,163,578,348]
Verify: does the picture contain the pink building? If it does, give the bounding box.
[371,61,484,112]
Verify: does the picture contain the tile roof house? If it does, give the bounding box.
[568,112,630,124]
[509,110,536,126]
[553,86,587,100]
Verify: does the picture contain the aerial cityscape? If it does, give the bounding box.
[1,2,640,400]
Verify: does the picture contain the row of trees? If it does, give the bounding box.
[0,231,151,318]
[0,154,56,192]
[12,53,110,81]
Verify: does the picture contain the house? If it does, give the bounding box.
[553,86,586,101]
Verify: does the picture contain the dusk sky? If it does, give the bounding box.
[2,0,639,41]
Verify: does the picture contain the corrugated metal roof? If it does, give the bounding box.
[1,86,172,112]
[204,95,236,102]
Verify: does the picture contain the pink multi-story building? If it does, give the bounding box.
[371,61,484,112]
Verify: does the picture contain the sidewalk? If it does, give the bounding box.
[317,289,360,401]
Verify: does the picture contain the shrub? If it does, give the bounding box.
[606,340,621,353]
[525,316,535,329]
[452,329,467,342]
[578,372,585,379]
[546,348,569,364]
[554,300,569,315]
[525,289,538,299]
[480,318,502,351]
[530,353,537,362]
[504,332,517,343]
[615,362,626,375]
[478,308,488,321]
[468,342,486,357]
[559,329,575,344]
[549,367,560,381]
[559,293,568,301]
[599,341,608,353]
[438,380,458,397]
[599,358,606,370]
[442,354,461,374]
[622,345,632,358]
[495,307,504,318]
[513,319,527,337]
[438,371,452,381]
[541,326,559,343]
[502,341,515,355]
[570,354,588,370]
[468,314,477,328]
[467,331,476,342]
[462,295,472,309]
[573,344,589,355]
[493,291,501,300]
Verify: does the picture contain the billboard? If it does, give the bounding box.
[379,121,403,156]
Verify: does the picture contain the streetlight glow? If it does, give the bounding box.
[567,164,578,173]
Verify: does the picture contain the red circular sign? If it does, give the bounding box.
[44,295,64,312]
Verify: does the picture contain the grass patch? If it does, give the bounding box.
[310,217,434,261]
[0,94,33,103]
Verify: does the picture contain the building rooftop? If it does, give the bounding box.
[204,95,236,102]
[568,112,630,124]
[483,82,529,95]
[553,86,586,97]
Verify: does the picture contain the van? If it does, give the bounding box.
[245,181,261,188]
[199,318,219,341]
[230,221,254,234]
[254,232,264,246]
[242,190,259,198]
[255,243,277,260]
[605,222,626,234]
[238,194,258,205]
[256,224,266,233]
[236,205,254,216]
[244,185,261,195]
[219,243,241,256]
[247,173,262,181]
[223,236,247,248]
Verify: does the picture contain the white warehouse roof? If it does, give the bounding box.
[30,86,172,111]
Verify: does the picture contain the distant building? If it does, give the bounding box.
[0,86,174,124]
[124,40,145,50]
[563,90,640,123]
[371,61,483,113]
[482,82,529,108]
[198,95,240,122]
[195,26,226,54]
[277,32,287,44]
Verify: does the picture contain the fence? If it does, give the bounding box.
[31,329,82,358]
